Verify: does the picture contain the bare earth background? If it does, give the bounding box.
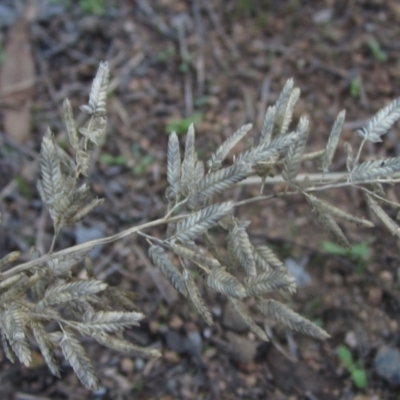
[1,1,400,399]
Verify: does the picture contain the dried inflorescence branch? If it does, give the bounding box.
[1,61,400,390]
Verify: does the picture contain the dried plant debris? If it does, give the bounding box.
[2,63,400,391]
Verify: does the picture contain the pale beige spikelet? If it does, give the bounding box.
[31,321,60,377]
[76,147,91,176]
[225,229,241,272]
[0,274,23,291]
[1,330,16,363]
[82,310,145,334]
[350,157,400,182]
[148,245,187,296]
[260,105,276,145]
[312,208,350,248]
[71,197,105,224]
[356,97,400,143]
[229,297,269,341]
[1,304,31,366]
[239,131,299,165]
[170,241,221,269]
[343,141,354,172]
[37,130,65,224]
[37,280,108,311]
[191,163,251,205]
[280,87,300,136]
[183,269,213,325]
[246,270,296,297]
[272,78,294,137]
[46,249,90,276]
[253,245,286,270]
[63,98,79,150]
[174,202,233,242]
[1,272,42,304]
[207,123,252,171]
[92,332,161,358]
[206,266,247,299]
[60,330,99,390]
[282,116,309,185]
[259,299,329,340]
[103,286,139,311]
[229,225,257,277]
[203,231,224,265]
[79,114,108,147]
[366,194,400,237]
[0,251,20,270]
[301,149,325,162]
[322,110,345,173]
[181,123,196,196]
[166,131,181,200]
[306,194,374,227]
[80,61,109,115]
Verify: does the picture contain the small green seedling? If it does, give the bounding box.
[79,0,106,15]
[133,154,154,175]
[337,345,367,389]
[131,144,154,175]
[322,240,372,275]
[349,76,361,98]
[157,46,176,62]
[367,39,388,63]
[165,113,203,135]
[50,0,107,15]
[100,154,127,166]
[0,44,5,65]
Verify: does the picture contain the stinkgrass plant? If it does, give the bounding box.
[1,61,400,390]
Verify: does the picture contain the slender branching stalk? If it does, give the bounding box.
[1,61,400,390]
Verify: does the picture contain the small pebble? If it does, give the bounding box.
[345,331,358,349]
[313,8,333,24]
[368,286,382,305]
[374,346,400,385]
[169,315,184,330]
[135,358,145,371]
[75,225,104,258]
[120,357,134,374]
[380,271,393,289]
[226,331,257,364]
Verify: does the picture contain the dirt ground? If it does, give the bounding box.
[1,0,400,399]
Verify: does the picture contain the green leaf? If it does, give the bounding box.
[322,241,348,255]
[133,155,153,175]
[79,0,106,15]
[16,176,32,198]
[165,113,203,135]
[367,39,387,63]
[350,77,361,98]
[351,367,367,389]
[100,154,127,166]
[157,47,176,61]
[337,345,353,368]
[349,242,371,260]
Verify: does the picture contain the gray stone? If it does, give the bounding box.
[374,346,400,385]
